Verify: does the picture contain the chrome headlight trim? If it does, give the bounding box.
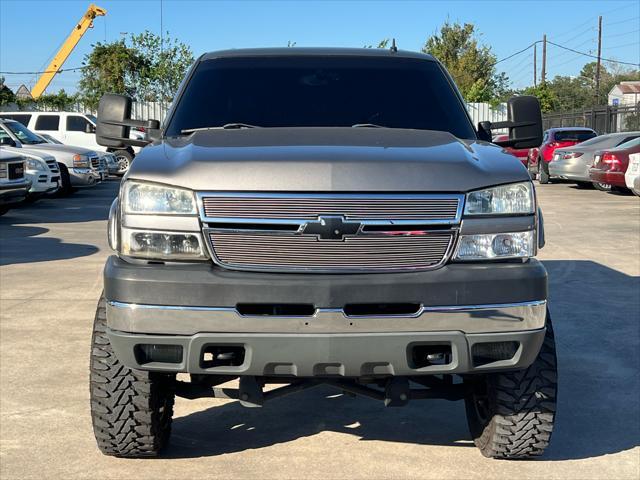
[464,182,535,216]
[122,180,197,215]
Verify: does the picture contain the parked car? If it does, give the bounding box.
[35,131,119,176]
[549,132,640,188]
[0,150,30,215]
[589,137,640,192]
[492,134,528,168]
[528,127,597,183]
[0,111,143,174]
[89,48,557,460]
[0,118,103,195]
[625,153,640,196]
[19,150,59,199]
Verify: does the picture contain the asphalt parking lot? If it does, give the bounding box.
[1,180,639,480]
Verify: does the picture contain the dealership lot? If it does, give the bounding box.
[0,180,638,479]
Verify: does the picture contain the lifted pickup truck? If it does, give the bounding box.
[91,48,557,460]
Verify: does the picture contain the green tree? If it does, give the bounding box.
[0,76,16,106]
[523,83,557,113]
[37,89,78,110]
[422,22,508,103]
[78,40,146,109]
[130,31,194,103]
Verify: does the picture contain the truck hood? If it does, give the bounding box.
[21,144,96,156]
[129,128,530,192]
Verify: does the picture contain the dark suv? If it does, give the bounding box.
[90,48,556,460]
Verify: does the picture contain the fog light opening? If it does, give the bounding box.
[472,341,520,367]
[134,344,183,365]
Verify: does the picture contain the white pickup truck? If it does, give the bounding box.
[0,111,144,174]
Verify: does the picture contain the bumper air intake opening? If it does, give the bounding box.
[344,303,422,317]
[201,345,246,369]
[409,344,452,368]
[471,341,520,367]
[236,303,316,317]
[134,344,183,365]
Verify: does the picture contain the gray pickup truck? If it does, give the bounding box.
[91,48,557,460]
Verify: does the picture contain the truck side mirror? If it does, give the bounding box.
[96,93,160,148]
[491,96,543,149]
[85,122,96,134]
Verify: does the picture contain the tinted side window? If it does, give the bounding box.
[555,130,597,142]
[66,115,91,132]
[1,114,32,126]
[35,115,60,131]
[617,135,639,146]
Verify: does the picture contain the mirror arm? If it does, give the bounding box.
[490,120,537,129]
[98,135,150,147]
[101,119,160,130]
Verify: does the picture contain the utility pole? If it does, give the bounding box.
[595,15,602,105]
[533,43,537,87]
[541,34,547,85]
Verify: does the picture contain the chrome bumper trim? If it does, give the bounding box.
[106,300,547,335]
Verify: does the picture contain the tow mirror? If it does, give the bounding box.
[85,122,96,134]
[489,96,543,149]
[96,93,160,148]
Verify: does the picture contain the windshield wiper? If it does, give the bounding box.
[181,123,261,134]
[351,123,386,128]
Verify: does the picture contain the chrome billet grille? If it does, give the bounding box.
[201,194,461,221]
[208,231,454,272]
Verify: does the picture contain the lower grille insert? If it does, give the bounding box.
[208,231,454,272]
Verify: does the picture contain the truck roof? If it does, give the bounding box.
[201,47,437,62]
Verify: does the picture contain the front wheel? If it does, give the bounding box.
[113,150,134,175]
[90,295,176,457]
[464,316,558,459]
[592,182,611,192]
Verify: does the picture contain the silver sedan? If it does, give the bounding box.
[549,132,640,187]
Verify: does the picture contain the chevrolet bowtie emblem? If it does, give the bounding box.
[302,216,362,240]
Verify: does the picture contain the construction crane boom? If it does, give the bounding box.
[30,3,107,99]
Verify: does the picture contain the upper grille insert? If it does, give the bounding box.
[201,194,461,221]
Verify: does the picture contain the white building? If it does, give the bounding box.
[608,81,640,107]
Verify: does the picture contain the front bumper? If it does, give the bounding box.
[70,168,101,187]
[26,171,59,194]
[0,180,31,205]
[589,168,626,187]
[104,256,548,376]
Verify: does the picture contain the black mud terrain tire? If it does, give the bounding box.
[90,295,176,457]
[464,316,557,459]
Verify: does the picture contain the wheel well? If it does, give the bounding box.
[107,147,134,155]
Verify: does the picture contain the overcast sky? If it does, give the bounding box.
[1,0,638,94]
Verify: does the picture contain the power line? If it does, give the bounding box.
[547,39,640,66]
[0,66,86,75]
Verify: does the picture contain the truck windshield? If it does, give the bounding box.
[166,56,476,139]
[3,121,46,145]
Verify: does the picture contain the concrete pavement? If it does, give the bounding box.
[1,180,638,479]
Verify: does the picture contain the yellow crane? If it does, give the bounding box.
[30,3,107,98]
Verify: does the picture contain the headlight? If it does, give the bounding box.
[25,158,46,171]
[123,181,196,214]
[120,227,207,260]
[464,182,534,216]
[73,154,90,168]
[454,231,535,260]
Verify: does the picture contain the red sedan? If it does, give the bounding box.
[589,137,640,191]
[493,134,528,168]
[528,127,597,183]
